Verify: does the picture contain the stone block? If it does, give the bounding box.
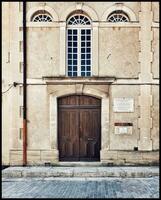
[10,150,23,165]
[100,150,118,160]
[27,150,41,164]
[118,151,143,160]
[142,151,159,160]
[40,150,58,163]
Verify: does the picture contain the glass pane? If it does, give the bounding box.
[81,54,85,59]
[81,36,85,40]
[81,30,85,35]
[73,72,77,76]
[81,42,85,47]
[68,42,72,47]
[68,60,72,65]
[86,60,90,65]
[81,60,85,65]
[73,30,77,35]
[87,42,91,47]
[81,72,85,76]
[73,48,77,53]
[68,36,72,40]
[87,30,91,34]
[81,48,85,53]
[68,30,72,34]
[73,42,77,47]
[73,60,77,65]
[73,36,77,41]
[73,66,77,71]
[73,54,77,59]
[87,36,91,40]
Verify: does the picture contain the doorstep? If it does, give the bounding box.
[2,166,159,179]
[57,162,102,167]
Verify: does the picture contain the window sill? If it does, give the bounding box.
[42,76,116,85]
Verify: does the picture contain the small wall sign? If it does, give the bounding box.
[113,98,134,112]
[114,122,133,135]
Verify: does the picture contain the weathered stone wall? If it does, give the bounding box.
[2,2,159,165]
[27,28,60,78]
[151,86,159,150]
[152,28,159,78]
[99,28,140,78]
[109,85,139,150]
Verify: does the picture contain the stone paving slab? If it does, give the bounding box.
[2,166,159,178]
[2,176,159,198]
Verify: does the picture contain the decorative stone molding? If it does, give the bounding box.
[59,22,66,76]
[75,84,83,94]
[138,2,153,151]
[27,6,59,22]
[92,22,99,76]
[101,4,137,22]
[48,85,110,161]
[60,4,99,21]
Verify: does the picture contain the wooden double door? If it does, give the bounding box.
[58,95,101,161]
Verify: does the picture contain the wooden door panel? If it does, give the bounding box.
[59,95,79,106]
[79,108,101,160]
[58,95,101,161]
[79,95,101,106]
[58,109,79,161]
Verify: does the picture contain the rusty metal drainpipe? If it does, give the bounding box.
[23,1,27,166]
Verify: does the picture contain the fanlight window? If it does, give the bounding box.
[32,11,53,22]
[107,11,130,22]
[67,14,91,25]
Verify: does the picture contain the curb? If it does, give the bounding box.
[2,167,159,178]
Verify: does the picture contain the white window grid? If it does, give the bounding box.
[67,14,91,25]
[67,27,92,77]
[32,13,53,22]
[66,14,92,77]
[107,11,129,22]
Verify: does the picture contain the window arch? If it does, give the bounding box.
[107,10,130,22]
[101,4,137,22]
[67,14,91,25]
[67,13,92,77]
[31,10,53,22]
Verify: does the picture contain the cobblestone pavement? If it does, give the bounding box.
[2,176,159,198]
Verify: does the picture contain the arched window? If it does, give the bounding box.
[67,13,92,77]
[31,10,53,22]
[107,10,130,22]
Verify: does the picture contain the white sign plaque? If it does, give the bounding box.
[115,126,133,135]
[113,98,134,112]
[119,127,128,134]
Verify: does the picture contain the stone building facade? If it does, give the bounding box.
[2,2,159,165]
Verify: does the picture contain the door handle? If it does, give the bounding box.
[87,138,94,141]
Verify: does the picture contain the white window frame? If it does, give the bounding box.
[107,11,130,22]
[66,16,92,77]
[31,11,53,22]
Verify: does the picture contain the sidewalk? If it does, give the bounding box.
[2,166,159,178]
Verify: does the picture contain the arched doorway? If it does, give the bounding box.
[58,95,101,161]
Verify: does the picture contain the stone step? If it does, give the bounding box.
[2,166,159,178]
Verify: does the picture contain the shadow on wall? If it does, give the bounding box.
[1,165,9,170]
